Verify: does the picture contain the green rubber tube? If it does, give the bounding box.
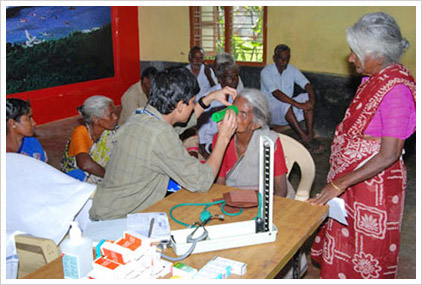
[211,105,239,123]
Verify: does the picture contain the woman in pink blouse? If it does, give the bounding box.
[308,12,415,279]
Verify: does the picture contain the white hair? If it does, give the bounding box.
[215,62,239,79]
[78,95,113,124]
[238,88,271,128]
[215,52,236,66]
[346,12,409,69]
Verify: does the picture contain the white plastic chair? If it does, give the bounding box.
[278,133,316,201]
[278,133,316,278]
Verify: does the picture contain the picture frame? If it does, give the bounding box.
[6,6,140,124]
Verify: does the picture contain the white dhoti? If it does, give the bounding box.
[269,92,309,126]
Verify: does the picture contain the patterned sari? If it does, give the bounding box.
[311,64,415,279]
[61,127,117,184]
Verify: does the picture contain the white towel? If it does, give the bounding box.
[6,153,96,278]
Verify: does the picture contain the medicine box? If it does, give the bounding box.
[193,258,231,279]
[100,231,152,264]
[172,262,197,279]
[90,256,128,279]
[153,259,173,278]
[211,256,247,275]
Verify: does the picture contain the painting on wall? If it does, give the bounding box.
[6,6,114,94]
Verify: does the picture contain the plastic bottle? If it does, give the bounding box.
[60,221,93,279]
[211,105,239,123]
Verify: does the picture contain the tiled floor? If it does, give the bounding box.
[34,116,416,279]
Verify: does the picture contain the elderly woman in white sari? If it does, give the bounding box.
[214,88,294,198]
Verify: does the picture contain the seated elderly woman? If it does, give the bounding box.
[213,88,304,278]
[61,95,119,184]
[6,98,47,162]
[213,88,294,198]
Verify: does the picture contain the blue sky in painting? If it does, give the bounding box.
[6,6,111,45]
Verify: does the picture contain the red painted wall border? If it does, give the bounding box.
[6,6,140,125]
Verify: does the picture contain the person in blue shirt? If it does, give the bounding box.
[6,98,47,162]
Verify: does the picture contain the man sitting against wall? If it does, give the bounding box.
[181,46,218,162]
[260,44,323,154]
[186,46,218,97]
[118,66,158,125]
[89,67,237,221]
[197,62,241,159]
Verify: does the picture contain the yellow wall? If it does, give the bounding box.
[138,6,190,63]
[267,6,416,76]
[138,6,416,76]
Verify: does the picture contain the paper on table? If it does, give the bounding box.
[127,212,171,242]
[327,197,348,226]
[84,218,127,243]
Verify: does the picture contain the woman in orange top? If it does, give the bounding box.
[61,95,119,184]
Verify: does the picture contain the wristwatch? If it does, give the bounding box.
[198,97,210,109]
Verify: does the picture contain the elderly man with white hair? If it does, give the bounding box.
[214,52,245,92]
[196,62,241,157]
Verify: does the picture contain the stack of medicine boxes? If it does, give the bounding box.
[87,230,247,279]
[88,231,172,279]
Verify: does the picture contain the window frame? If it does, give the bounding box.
[190,6,267,67]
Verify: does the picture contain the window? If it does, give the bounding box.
[190,6,267,66]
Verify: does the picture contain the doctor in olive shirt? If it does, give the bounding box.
[90,67,237,220]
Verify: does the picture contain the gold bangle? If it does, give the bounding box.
[330,181,344,193]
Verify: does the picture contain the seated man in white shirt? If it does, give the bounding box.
[119,66,158,125]
[197,62,240,157]
[260,44,323,154]
[185,46,218,97]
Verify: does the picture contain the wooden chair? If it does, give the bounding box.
[279,133,316,201]
[15,234,61,278]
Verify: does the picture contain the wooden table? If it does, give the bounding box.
[24,184,328,279]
